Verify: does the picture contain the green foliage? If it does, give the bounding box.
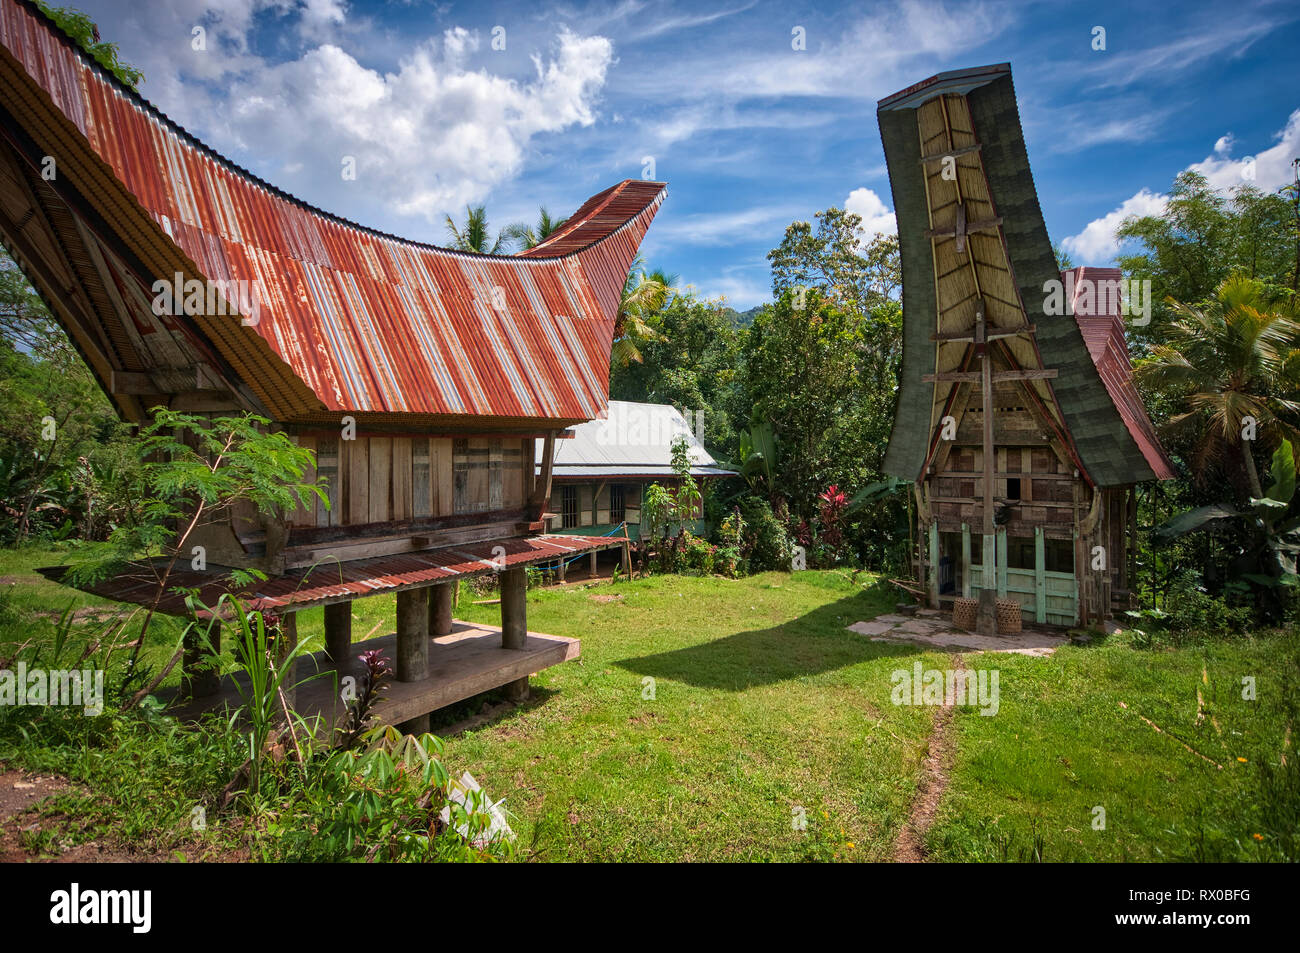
[443,204,508,254]
[0,263,140,543]
[71,409,326,587]
[737,496,792,572]
[1119,172,1297,322]
[716,507,744,577]
[36,2,144,88]
[208,595,323,798]
[266,729,512,862]
[503,206,567,251]
[1123,571,1253,641]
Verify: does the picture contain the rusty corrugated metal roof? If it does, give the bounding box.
[39,534,626,617]
[0,0,665,424]
[1064,267,1176,480]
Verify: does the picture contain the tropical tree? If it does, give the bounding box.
[1137,273,1300,501]
[36,1,143,88]
[444,205,508,255]
[612,258,674,367]
[503,206,567,251]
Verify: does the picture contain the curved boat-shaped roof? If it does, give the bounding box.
[877,63,1167,487]
[0,0,664,426]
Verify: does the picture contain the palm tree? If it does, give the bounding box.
[613,259,676,367]
[1138,272,1300,499]
[444,205,507,255]
[504,206,567,251]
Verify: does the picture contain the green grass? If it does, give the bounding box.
[926,633,1298,862]
[1,542,1296,862]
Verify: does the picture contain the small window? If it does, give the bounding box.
[1006,478,1021,500]
[610,484,626,525]
[561,485,579,529]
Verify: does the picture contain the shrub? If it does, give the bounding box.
[738,497,793,572]
[680,531,716,575]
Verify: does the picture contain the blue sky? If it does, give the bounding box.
[70,0,1300,308]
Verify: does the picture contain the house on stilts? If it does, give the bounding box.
[876,64,1174,629]
[538,400,735,579]
[0,0,665,729]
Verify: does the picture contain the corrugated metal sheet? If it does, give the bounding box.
[0,0,665,424]
[552,466,736,480]
[39,534,625,617]
[1065,267,1176,480]
[537,400,733,477]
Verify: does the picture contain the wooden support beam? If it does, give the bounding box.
[532,431,556,511]
[428,582,453,637]
[928,522,940,609]
[931,324,1035,343]
[500,566,529,702]
[324,600,352,664]
[919,142,982,164]
[996,528,1008,598]
[1035,527,1047,625]
[977,308,997,637]
[923,368,1059,383]
[395,588,430,734]
[924,205,1004,254]
[961,522,971,599]
[395,588,429,682]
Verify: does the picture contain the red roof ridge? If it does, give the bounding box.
[518,180,667,259]
[1060,268,1176,480]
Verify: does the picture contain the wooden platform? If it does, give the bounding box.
[159,622,579,730]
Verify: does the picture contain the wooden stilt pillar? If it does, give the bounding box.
[324,600,352,664]
[396,587,430,734]
[428,582,453,637]
[500,566,529,702]
[927,522,940,608]
[961,522,972,598]
[1035,526,1048,625]
[558,557,566,583]
[621,540,631,578]
[976,300,997,637]
[590,550,598,577]
[182,619,220,698]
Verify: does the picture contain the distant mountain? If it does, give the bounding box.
[720,305,766,328]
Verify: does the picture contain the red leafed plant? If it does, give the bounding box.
[817,484,849,558]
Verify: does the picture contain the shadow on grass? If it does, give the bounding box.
[617,588,913,690]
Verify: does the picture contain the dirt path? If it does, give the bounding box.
[891,654,965,863]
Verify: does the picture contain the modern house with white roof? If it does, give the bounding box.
[538,400,736,542]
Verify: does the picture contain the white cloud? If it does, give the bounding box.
[616,0,1007,101]
[646,205,802,246]
[845,187,897,237]
[1187,109,1300,193]
[1061,189,1166,262]
[1061,107,1300,263]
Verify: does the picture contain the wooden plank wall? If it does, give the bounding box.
[288,436,527,528]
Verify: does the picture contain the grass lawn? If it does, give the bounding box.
[1,543,1295,862]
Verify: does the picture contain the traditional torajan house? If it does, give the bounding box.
[877,64,1174,631]
[538,400,735,577]
[0,0,665,729]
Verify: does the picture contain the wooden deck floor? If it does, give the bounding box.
[160,622,580,730]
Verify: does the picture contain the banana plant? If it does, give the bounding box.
[1153,438,1300,586]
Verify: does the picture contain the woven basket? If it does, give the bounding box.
[953,597,978,630]
[996,598,1022,633]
